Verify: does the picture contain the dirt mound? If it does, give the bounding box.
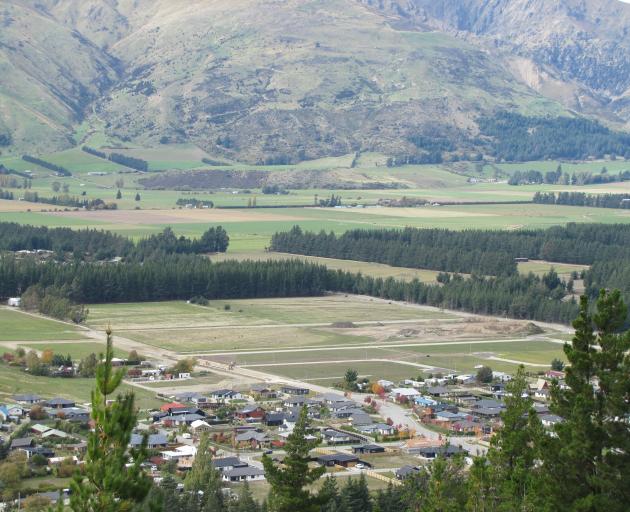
[330,321,357,328]
[398,328,419,337]
[516,322,545,335]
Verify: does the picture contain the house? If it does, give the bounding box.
[46,398,76,409]
[377,379,394,390]
[316,453,360,468]
[352,444,385,454]
[492,371,512,382]
[281,386,309,396]
[13,394,41,404]
[313,393,348,406]
[545,370,565,380]
[174,392,208,406]
[403,437,445,455]
[414,396,438,407]
[451,420,483,435]
[333,406,363,419]
[251,385,278,400]
[10,437,35,451]
[160,445,197,461]
[54,407,89,422]
[434,411,467,425]
[322,429,363,445]
[426,386,449,397]
[160,402,185,413]
[235,406,265,421]
[0,404,23,420]
[234,430,269,449]
[358,423,396,436]
[396,465,421,480]
[222,465,265,482]
[42,429,69,439]
[415,444,465,459]
[540,414,563,428]
[31,424,51,436]
[391,388,421,401]
[350,412,373,426]
[263,412,285,427]
[130,433,168,449]
[213,457,248,472]
[283,396,311,408]
[534,388,550,400]
[167,413,206,426]
[190,419,212,433]
[209,389,243,402]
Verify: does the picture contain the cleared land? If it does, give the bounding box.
[86,295,566,383]
[0,308,88,342]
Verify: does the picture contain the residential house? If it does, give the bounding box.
[281,386,309,396]
[426,386,449,398]
[10,437,35,451]
[263,412,285,427]
[352,444,385,454]
[415,444,465,459]
[377,379,394,391]
[190,419,212,434]
[160,445,197,461]
[540,414,563,428]
[213,457,248,472]
[167,413,206,427]
[414,396,438,407]
[222,466,265,482]
[13,394,41,405]
[30,424,51,436]
[350,412,373,426]
[316,453,360,468]
[313,393,348,406]
[130,433,168,449]
[322,429,363,445]
[0,404,23,421]
[391,388,421,400]
[235,406,265,421]
[251,385,278,400]
[358,423,395,436]
[42,429,69,440]
[46,398,76,409]
[234,430,269,449]
[396,465,421,480]
[209,389,243,402]
[451,420,484,435]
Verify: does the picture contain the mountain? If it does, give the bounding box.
[1,0,629,163]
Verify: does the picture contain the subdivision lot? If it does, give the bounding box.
[16,342,126,360]
[0,308,88,342]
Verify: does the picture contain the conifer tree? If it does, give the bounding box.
[318,476,341,512]
[184,433,224,511]
[263,406,325,512]
[70,327,153,511]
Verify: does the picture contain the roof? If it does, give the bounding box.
[224,466,265,478]
[213,457,247,469]
[10,437,34,448]
[396,465,421,478]
[191,419,211,429]
[427,386,449,394]
[130,433,168,446]
[323,429,355,438]
[42,429,69,439]
[46,397,75,405]
[265,412,285,422]
[354,443,384,451]
[13,394,40,402]
[31,424,50,434]
[235,431,268,442]
[317,453,359,463]
[160,402,185,411]
[391,388,421,397]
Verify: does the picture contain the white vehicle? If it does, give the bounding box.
[182,433,192,439]
[355,463,366,470]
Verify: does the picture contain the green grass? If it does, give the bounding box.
[0,308,87,341]
[0,362,161,409]
[518,260,588,277]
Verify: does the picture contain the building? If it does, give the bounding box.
[352,444,385,454]
[222,465,265,482]
[235,406,266,421]
[13,394,42,404]
[7,298,21,307]
[396,465,421,480]
[281,386,309,396]
[263,412,285,427]
[358,423,395,436]
[190,419,212,433]
[316,453,361,468]
[322,429,363,445]
[130,433,168,449]
[213,457,248,472]
[46,398,76,409]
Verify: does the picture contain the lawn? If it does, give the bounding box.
[16,341,126,360]
[0,308,88,342]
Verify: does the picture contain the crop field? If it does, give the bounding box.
[0,308,88,342]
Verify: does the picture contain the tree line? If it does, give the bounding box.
[270,224,630,271]
[81,146,149,171]
[20,191,118,210]
[21,155,72,176]
[478,111,630,161]
[533,191,630,209]
[509,166,630,186]
[0,256,329,304]
[0,223,229,262]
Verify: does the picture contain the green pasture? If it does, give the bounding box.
[16,341,126,360]
[0,308,88,342]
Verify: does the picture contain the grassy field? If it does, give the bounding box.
[0,363,161,409]
[0,308,88,342]
[16,341,126,360]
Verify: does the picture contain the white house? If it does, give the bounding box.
[221,465,265,482]
[160,445,197,461]
[390,388,421,399]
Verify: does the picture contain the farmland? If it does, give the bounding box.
[0,308,88,342]
[84,296,567,383]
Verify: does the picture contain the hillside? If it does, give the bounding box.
[1,0,629,163]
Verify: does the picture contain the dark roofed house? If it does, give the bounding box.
[316,453,360,468]
[13,394,41,404]
[213,457,248,472]
[46,398,76,409]
[426,386,449,397]
[264,412,285,427]
[235,406,265,421]
[352,444,385,454]
[396,465,421,480]
[322,429,363,445]
[10,437,34,450]
[416,444,465,459]
[130,433,168,449]
[281,386,309,396]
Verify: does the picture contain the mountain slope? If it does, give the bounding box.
[0,0,628,163]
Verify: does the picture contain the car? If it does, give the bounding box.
[355,463,366,470]
[263,449,273,455]
[181,433,192,439]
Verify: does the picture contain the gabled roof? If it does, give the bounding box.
[130,433,168,446]
[10,437,34,448]
[46,397,75,406]
[224,466,265,478]
[213,456,247,469]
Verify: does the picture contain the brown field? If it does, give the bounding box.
[48,208,307,224]
[0,199,50,212]
[336,207,497,218]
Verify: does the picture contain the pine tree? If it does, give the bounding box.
[116,189,122,200]
[232,480,260,512]
[539,291,630,511]
[184,433,224,511]
[263,406,325,512]
[135,193,141,201]
[318,476,341,512]
[340,474,371,512]
[70,327,153,511]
